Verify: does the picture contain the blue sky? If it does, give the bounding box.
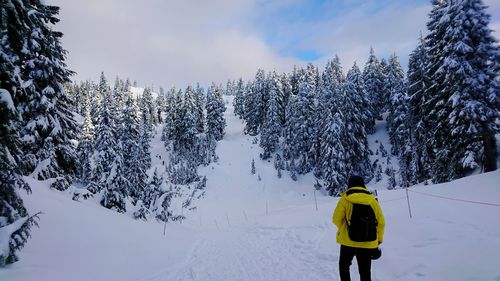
[49,0,499,89]
[251,0,431,60]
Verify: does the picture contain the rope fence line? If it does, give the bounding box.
[407,189,500,207]
[379,196,407,203]
[166,188,499,234]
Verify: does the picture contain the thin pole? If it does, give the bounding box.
[243,210,248,222]
[406,188,413,219]
[226,214,231,226]
[163,219,167,236]
[266,201,269,216]
[314,189,318,211]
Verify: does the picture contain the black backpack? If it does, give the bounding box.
[346,189,378,242]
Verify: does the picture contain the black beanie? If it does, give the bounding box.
[348,175,365,188]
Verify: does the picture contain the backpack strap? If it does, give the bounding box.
[346,188,372,196]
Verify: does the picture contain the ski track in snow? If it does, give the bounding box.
[142,225,338,281]
[141,98,340,281]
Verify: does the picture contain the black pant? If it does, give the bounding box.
[339,245,373,281]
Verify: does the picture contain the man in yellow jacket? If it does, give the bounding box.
[333,175,385,281]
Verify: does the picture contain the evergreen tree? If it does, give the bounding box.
[386,53,407,156]
[283,63,317,175]
[16,1,78,189]
[316,56,345,175]
[63,82,78,114]
[379,57,390,111]
[126,119,150,207]
[76,107,95,183]
[319,111,347,196]
[244,81,263,135]
[156,188,174,222]
[112,77,128,119]
[119,95,141,199]
[162,88,181,143]
[363,47,385,128]
[206,84,226,141]
[233,78,246,119]
[138,117,152,171]
[75,81,93,116]
[176,86,198,152]
[84,80,101,124]
[386,159,397,190]
[279,73,292,126]
[89,92,117,194]
[144,168,163,210]
[423,0,498,182]
[194,84,206,133]
[139,88,157,130]
[156,87,166,123]
[135,168,163,220]
[260,72,282,159]
[1,0,74,264]
[318,56,344,127]
[345,62,373,143]
[342,69,373,181]
[225,80,236,96]
[92,72,108,122]
[388,84,413,187]
[244,69,268,135]
[101,154,127,213]
[422,0,460,182]
[254,69,268,126]
[289,65,300,96]
[0,77,34,266]
[385,53,414,187]
[407,35,431,183]
[98,72,110,98]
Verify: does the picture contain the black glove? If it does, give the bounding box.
[371,247,382,260]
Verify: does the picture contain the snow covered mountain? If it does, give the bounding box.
[1,98,499,281]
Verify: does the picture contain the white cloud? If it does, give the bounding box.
[483,0,500,39]
[305,2,431,71]
[48,0,499,88]
[48,0,299,89]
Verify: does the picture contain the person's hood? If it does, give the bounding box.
[342,186,374,205]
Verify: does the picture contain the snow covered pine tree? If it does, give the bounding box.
[1,0,73,265]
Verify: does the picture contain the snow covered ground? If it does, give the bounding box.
[1,98,500,281]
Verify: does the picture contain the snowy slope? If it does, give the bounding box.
[130,87,158,99]
[1,97,500,281]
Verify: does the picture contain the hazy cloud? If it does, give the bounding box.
[48,0,499,89]
[311,2,432,70]
[49,0,299,88]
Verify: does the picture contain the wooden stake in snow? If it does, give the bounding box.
[226,214,231,226]
[314,189,318,211]
[406,188,413,219]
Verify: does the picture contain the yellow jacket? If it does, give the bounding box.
[332,186,385,249]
